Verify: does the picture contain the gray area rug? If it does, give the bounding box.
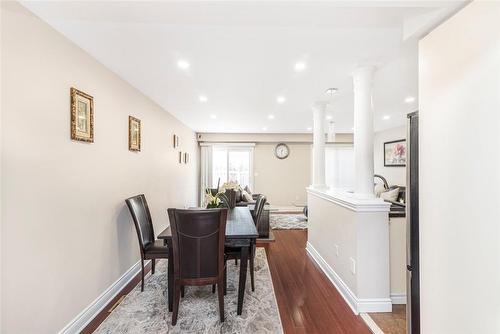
[270,214,308,230]
[95,248,283,334]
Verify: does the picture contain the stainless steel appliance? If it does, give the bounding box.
[406,111,420,334]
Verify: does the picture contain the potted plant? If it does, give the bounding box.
[205,189,230,209]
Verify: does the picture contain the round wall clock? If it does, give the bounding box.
[275,143,290,159]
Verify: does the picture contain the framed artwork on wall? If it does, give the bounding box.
[184,152,189,164]
[179,151,183,164]
[384,139,406,167]
[70,87,94,143]
[173,134,179,148]
[128,116,141,151]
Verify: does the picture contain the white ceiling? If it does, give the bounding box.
[22,1,464,133]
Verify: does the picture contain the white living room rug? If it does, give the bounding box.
[270,213,308,230]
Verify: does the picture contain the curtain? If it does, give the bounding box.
[199,145,212,206]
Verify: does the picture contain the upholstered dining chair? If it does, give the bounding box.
[125,194,168,292]
[225,195,266,293]
[167,208,228,325]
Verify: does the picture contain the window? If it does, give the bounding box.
[325,144,355,190]
[211,146,253,189]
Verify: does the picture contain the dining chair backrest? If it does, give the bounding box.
[167,208,228,280]
[125,194,155,254]
[253,195,267,226]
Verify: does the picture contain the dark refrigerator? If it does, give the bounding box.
[406,111,420,334]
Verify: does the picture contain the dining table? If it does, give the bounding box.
[158,206,259,315]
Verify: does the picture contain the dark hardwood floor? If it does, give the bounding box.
[259,230,371,334]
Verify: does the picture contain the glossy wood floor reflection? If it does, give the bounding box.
[258,230,371,334]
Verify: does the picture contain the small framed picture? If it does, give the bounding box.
[128,116,141,151]
[70,87,94,142]
[173,134,179,148]
[178,151,183,164]
[384,139,406,167]
[184,152,189,164]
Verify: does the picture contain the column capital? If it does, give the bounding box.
[352,65,377,83]
[311,100,329,112]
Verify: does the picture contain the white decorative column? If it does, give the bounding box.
[312,101,328,190]
[352,66,376,198]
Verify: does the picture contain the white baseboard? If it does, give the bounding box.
[58,259,149,334]
[306,242,392,314]
[390,293,407,305]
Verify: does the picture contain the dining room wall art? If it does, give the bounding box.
[173,134,179,148]
[184,152,190,164]
[178,151,183,164]
[70,87,94,143]
[384,139,406,167]
[128,116,141,151]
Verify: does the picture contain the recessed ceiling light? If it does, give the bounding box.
[177,60,190,70]
[199,95,208,102]
[325,88,339,97]
[307,126,312,131]
[383,115,391,120]
[268,114,275,120]
[294,62,306,72]
[351,127,354,131]
[404,96,415,103]
[262,127,268,131]
[210,114,217,119]
[276,96,286,104]
[326,115,333,120]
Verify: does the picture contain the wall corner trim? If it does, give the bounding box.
[58,259,148,334]
[306,187,391,212]
[306,242,392,314]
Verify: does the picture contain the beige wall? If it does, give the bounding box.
[419,2,500,333]
[373,126,406,187]
[254,143,310,206]
[1,3,198,333]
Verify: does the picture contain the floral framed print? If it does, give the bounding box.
[70,87,94,142]
[384,139,406,167]
[128,116,141,151]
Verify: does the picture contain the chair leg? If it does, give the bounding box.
[172,284,181,326]
[151,259,156,275]
[223,263,227,295]
[140,258,145,292]
[181,286,185,298]
[217,281,225,322]
[212,284,216,293]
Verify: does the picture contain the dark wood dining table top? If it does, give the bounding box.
[157,206,259,240]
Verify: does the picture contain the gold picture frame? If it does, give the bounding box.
[129,116,141,151]
[70,87,94,142]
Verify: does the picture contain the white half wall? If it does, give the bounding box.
[1,2,198,333]
[306,188,391,313]
[419,1,500,333]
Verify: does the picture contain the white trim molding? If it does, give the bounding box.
[58,260,148,334]
[307,187,391,213]
[390,293,407,305]
[306,242,392,314]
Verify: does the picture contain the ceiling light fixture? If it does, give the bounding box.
[294,62,306,72]
[268,114,275,120]
[199,95,208,102]
[210,114,217,119]
[404,96,416,103]
[276,96,286,104]
[307,126,312,131]
[383,115,391,120]
[262,127,268,131]
[326,115,333,120]
[177,60,190,70]
[324,88,339,97]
